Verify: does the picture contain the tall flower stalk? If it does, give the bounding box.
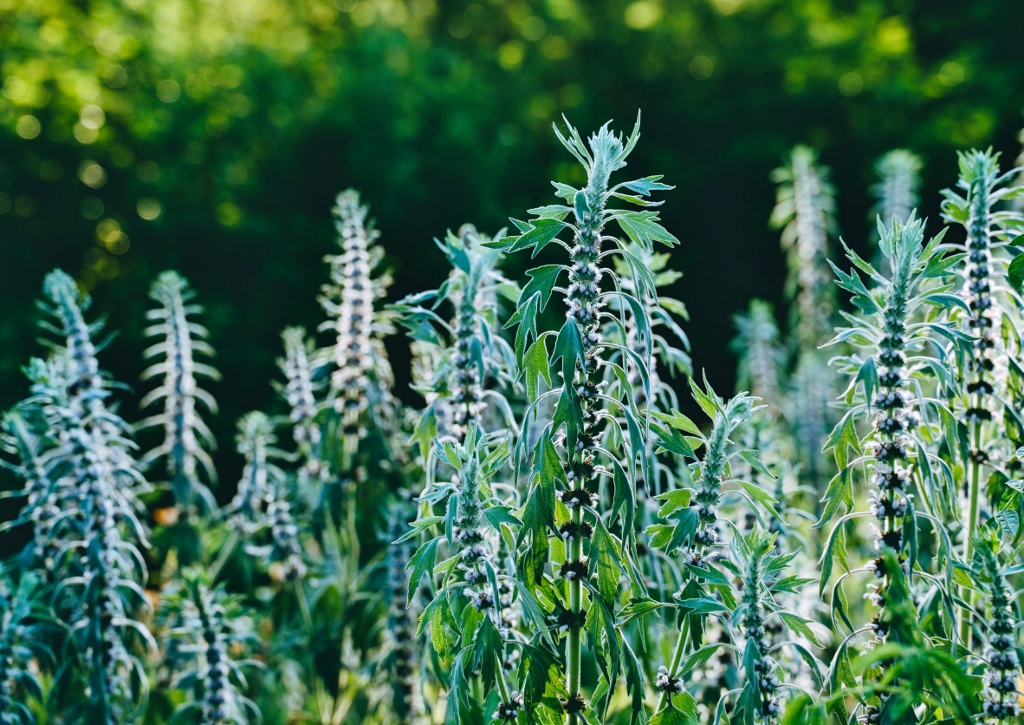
[321,189,395,451]
[497,115,678,723]
[973,533,1022,722]
[28,270,154,722]
[138,270,219,515]
[771,146,840,492]
[770,145,838,349]
[821,217,956,723]
[164,571,261,724]
[649,381,775,717]
[872,150,923,232]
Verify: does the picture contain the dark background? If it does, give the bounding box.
[2,0,1022,487]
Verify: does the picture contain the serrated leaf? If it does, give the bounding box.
[507,217,569,257]
[407,537,439,605]
[778,611,823,648]
[522,337,551,403]
[615,210,680,250]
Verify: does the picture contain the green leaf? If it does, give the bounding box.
[553,384,584,456]
[522,337,551,403]
[1009,250,1024,292]
[521,264,564,312]
[394,515,444,543]
[552,317,585,385]
[621,175,673,197]
[737,480,780,517]
[778,611,823,648]
[590,520,624,607]
[649,706,693,725]
[483,506,521,530]
[508,579,556,650]
[736,449,774,479]
[506,291,540,368]
[615,210,680,250]
[655,488,691,518]
[678,596,729,614]
[652,409,701,435]
[471,615,503,687]
[507,217,569,257]
[407,537,439,605]
[652,422,696,458]
[814,468,853,528]
[618,596,670,626]
[610,458,636,535]
[664,507,699,555]
[622,637,647,725]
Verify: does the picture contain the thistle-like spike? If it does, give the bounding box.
[138,270,219,514]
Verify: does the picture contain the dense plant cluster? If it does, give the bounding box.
[3,114,1024,725]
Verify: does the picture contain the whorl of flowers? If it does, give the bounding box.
[871,150,923,232]
[732,300,785,419]
[398,226,516,449]
[941,150,1024,429]
[277,327,325,483]
[32,270,153,721]
[386,502,421,723]
[165,572,260,725]
[975,534,1022,722]
[733,531,787,725]
[0,574,50,723]
[770,145,838,348]
[265,477,306,582]
[321,189,394,435]
[227,412,278,534]
[138,271,219,513]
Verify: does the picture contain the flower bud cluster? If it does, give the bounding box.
[280,327,321,450]
[448,258,487,440]
[325,190,391,433]
[228,413,275,535]
[387,510,421,722]
[864,254,915,651]
[266,483,305,582]
[494,692,524,721]
[140,271,218,511]
[740,551,782,723]
[978,542,1022,722]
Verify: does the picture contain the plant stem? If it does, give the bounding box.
[960,415,983,647]
[567,505,583,725]
[656,628,688,711]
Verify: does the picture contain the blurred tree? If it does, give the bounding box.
[1,0,1023,486]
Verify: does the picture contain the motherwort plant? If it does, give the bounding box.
[495,115,679,723]
[138,271,219,516]
[27,270,154,722]
[648,381,781,718]
[872,151,923,233]
[821,216,957,723]
[164,571,261,725]
[771,146,840,492]
[941,150,1024,583]
[320,189,396,451]
[972,532,1022,722]
[395,225,517,450]
[770,145,838,350]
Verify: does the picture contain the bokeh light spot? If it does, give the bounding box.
[839,72,863,96]
[137,198,162,220]
[157,80,181,103]
[624,1,662,30]
[78,160,107,188]
[15,115,41,139]
[689,56,714,80]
